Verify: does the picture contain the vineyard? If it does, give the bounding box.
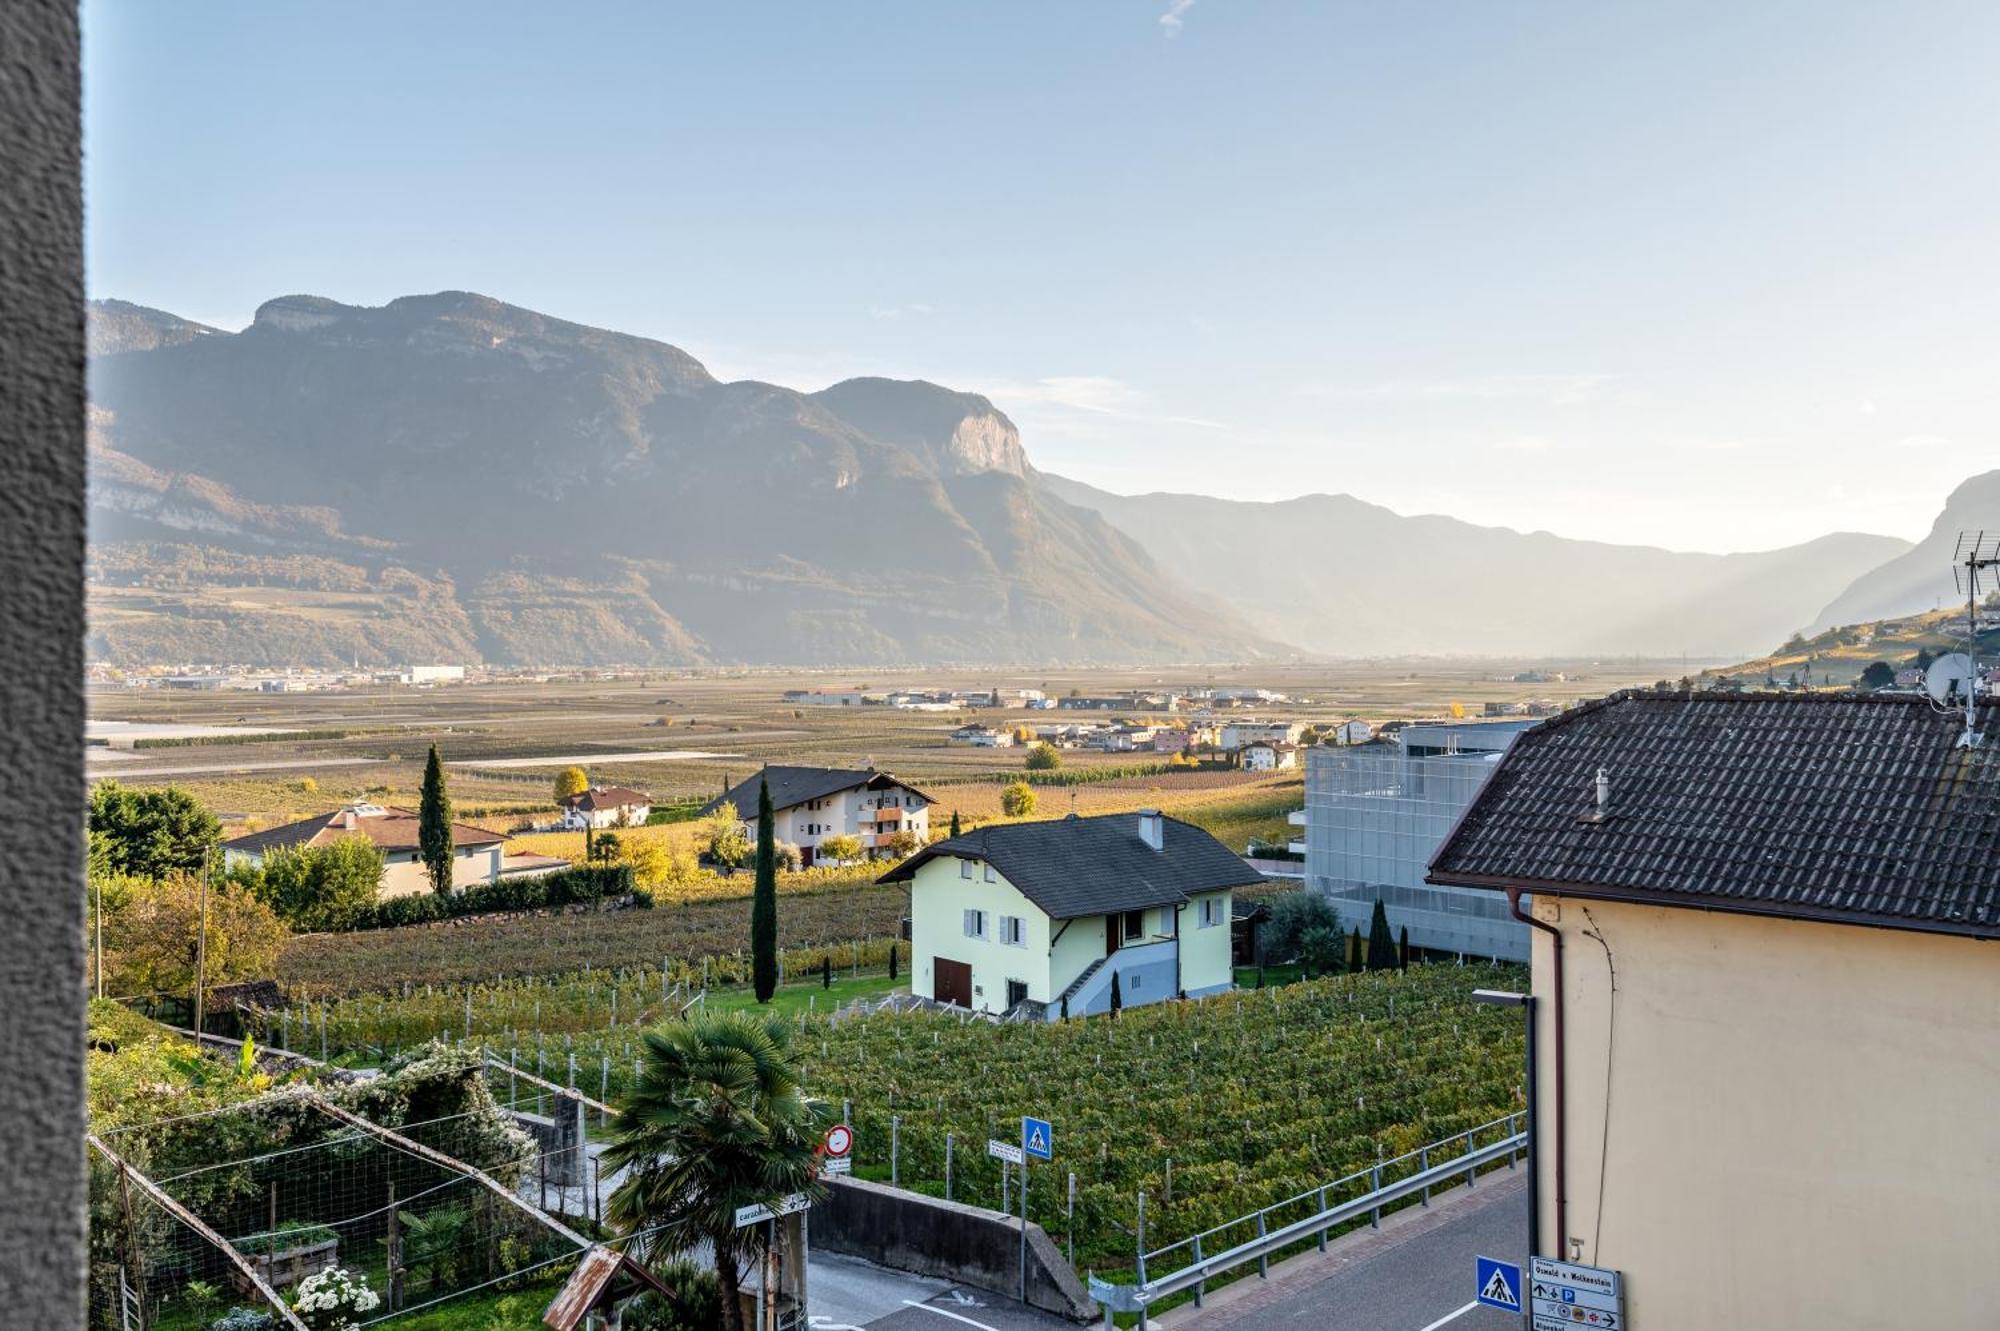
[250,961,1526,1283]
[276,882,911,992]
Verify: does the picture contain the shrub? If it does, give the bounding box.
[999,782,1037,818]
[358,865,634,931]
[1024,742,1062,772]
[241,839,385,932]
[1262,891,1340,963]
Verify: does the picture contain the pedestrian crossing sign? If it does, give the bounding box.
[1476,1255,1523,1311]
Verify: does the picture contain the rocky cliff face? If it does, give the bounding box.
[85,292,1269,667]
[1812,469,2000,629]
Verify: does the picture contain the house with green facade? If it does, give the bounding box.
[878,809,1261,1019]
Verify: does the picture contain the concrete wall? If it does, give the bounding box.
[1525,894,2000,1330]
[1,5,88,1321]
[814,1175,1093,1322]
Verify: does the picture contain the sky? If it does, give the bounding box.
[84,1,2000,553]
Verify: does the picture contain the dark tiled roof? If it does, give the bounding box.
[700,765,934,819]
[222,807,506,855]
[878,812,1264,919]
[560,786,652,811]
[1428,691,2000,938]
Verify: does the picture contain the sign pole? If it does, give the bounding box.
[1019,1156,1029,1303]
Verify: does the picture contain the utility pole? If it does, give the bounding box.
[192,847,211,1035]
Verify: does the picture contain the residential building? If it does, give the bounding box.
[1239,739,1297,771]
[1219,720,1303,751]
[557,785,653,830]
[1429,691,2000,1330]
[949,724,1015,748]
[221,802,565,898]
[702,765,934,866]
[1301,719,1539,960]
[880,810,1258,1019]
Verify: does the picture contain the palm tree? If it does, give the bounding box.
[602,1013,824,1331]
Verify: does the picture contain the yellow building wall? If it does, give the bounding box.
[1525,894,2000,1331]
[1177,891,1235,993]
[909,855,1059,1013]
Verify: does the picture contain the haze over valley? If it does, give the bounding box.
[87,292,1974,668]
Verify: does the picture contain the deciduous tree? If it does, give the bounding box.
[87,781,220,880]
[1000,782,1037,818]
[553,766,589,803]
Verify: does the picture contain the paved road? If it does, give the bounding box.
[1169,1174,1527,1331]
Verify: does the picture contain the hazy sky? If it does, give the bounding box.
[85,2,2000,553]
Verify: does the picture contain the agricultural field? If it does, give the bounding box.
[250,961,1527,1286]
[86,659,1679,835]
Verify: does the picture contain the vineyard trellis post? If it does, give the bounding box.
[891,1115,900,1187]
[944,1133,954,1201]
[1067,1171,1076,1269]
[1135,1189,1148,1331]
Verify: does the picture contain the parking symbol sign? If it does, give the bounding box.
[1475,1256,1523,1311]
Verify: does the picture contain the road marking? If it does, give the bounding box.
[1416,1300,1480,1331]
[899,1299,1000,1330]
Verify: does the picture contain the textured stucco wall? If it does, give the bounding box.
[0,0,86,1323]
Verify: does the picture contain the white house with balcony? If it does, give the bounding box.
[701,764,935,867]
[880,810,1260,1019]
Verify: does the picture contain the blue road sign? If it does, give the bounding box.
[1021,1116,1053,1161]
[1475,1256,1523,1312]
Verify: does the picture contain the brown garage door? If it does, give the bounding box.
[934,957,972,1008]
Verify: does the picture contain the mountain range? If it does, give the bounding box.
[84,291,1973,667]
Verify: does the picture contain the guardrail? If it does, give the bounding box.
[1088,1113,1525,1324]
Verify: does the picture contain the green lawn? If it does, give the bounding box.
[701,970,905,1019]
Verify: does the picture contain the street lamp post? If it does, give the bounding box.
[1473,988,1537,1260]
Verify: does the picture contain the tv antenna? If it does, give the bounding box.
[1944,531,1998,747]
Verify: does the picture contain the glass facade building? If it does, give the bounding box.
[1302,721,1538,961]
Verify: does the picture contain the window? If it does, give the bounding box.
[1199,897,1225,928]
[960,859,973,879]
[1122,909,1144,941]
[1006,979,1029,1008]
[1000,915,1026,946]
[983,863,996,883]
[963,909,988,939]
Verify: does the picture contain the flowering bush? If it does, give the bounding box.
[289,1267,380,1331]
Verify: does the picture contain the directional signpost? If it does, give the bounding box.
[1529,1256,1624,1330]
[732,1192,811,1229]
[1475,1255,1523,1313]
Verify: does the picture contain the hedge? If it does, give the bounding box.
[358,864,634,931]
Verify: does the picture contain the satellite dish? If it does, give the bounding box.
[1925,653,1976,705]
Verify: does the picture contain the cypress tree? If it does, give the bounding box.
[419,744,453,894]
[1109,969,1123,1014]
[1349,925,1364,974]
[949,810,962,839]
[888,942,898,980]
[752,779,778,1003]
[1398,925,1411,971]
[822,955,832,989]
[1367,898,1398,972]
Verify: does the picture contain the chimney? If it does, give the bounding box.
[1595,767,1611,814]
[1138,808,1164,852]
[342,808,357,830]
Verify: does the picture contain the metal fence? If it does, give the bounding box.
[1090,1113,1526,1324]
